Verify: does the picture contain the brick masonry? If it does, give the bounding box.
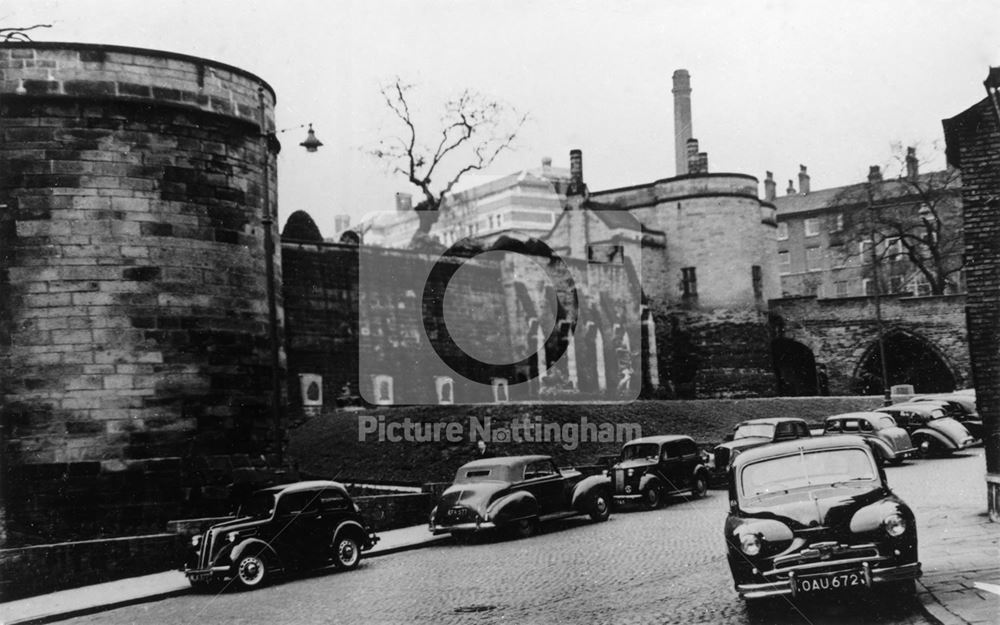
[943,90,1000,517]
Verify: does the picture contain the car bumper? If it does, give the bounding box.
[184,565,231,582]
[613,494,643,503]
[737,561,921,599]
[429,521,497,535]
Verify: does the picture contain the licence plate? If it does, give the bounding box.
[796,570,866,593]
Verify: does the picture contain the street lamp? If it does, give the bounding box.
[256,87,323,460]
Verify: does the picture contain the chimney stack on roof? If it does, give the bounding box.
[798,165,810,194]
[395,192,413,213]
[906,147,919,180]
[685,138,700,173]
[868,165,883,183]
[764,171,776,202]
[568,149,586,196]
[673,69,693,176]
[786,180,796,195]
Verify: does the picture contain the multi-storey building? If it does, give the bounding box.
[772,157,964,300]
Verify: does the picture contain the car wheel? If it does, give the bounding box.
[914,435,934,459]
[642,485,662,510]
[588,491,611,522]
[233,553,268,590]
[333,535,361,570]
[690,474,708,499]
[512,517,537,539]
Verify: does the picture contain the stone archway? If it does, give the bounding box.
[772,337,818,396]
[853,330,957,395]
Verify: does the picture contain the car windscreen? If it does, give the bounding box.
[734,423,775,440]
[238,492,277,518]
[739,448,877,499]
[621,443,659,460]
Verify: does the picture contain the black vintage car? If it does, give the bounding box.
[429,455,612,539]
[724,436,921,604]
[610,435,710,509]
[184,480,379,590]
[875,402,976,457]
[709,418,812,486]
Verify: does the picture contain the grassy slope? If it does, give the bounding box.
[287,397,883,484]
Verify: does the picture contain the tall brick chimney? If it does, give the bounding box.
[798,165,810,194]
[764,171,776,201]
[673,69,693,175]
[868,165,883,183]
[567,149,586,196]
[906,147,919,180]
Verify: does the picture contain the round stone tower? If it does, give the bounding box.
[0,43,284,465]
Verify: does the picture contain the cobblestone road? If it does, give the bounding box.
[61,455,972,625]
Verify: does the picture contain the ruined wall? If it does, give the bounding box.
[0,42,282,543]
[769,294,969,394]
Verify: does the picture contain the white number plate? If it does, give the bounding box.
[796,571,865,593]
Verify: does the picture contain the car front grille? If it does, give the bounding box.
[767,542,883,577]
[614,470,625,492]
[714,448,731,470]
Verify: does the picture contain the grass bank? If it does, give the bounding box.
[287,397,883,484]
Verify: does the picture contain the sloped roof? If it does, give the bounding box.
[773,170,959,217]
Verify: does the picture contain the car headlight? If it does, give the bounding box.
[740,533,762,556]
[191,534,202,547]
[883,513,907,537]
[627,468,634,477]
[226,531,239,543]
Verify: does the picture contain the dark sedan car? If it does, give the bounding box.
[709,417,812,485]
[911,393,982,439]
[725,436,921,605]
[184,480,378,590]
[875,402,976,457]
[823,412,915,465]
[610,435,710,508]
[429,455,612,538]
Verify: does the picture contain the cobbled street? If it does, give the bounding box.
[61,451,989,625]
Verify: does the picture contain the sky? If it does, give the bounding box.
[4,0,999,238]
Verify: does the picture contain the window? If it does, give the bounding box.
[524,460,559,480]
[889,275,904,293]
[805,247,823,272]
[911,274,931,296]
[435,376,454,405]
[835,281,849,297]
[752,265,763,299]
[829,244,848,268]
[860,239,873,260]
[776,222,788,241]
[830,213,844,232]
[681,267,697,297]
[777,251,791,275]
[804,218,820,237]
[862,278,874,296]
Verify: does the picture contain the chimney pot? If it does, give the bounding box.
[786,180,796,195]
[395,192,413,213]
[868,165,883,183]
[905,147,919,180]
[798,164,811,194]
[764,171,776,202]
[568,149,586,196]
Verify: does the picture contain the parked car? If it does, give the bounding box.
[875,402,976,457]
[910,393,983,439]
[429,455,612,538]
[823,412,915,465]
[184,480,378,590]
[709,418,812,486]
[610,435,710,508]
[724,435,921,604]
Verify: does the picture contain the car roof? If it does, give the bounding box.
[623,435,691,446]
[732,435,870,468]
[735,417,806,427]
[879,402,945,412]
[256,480,349,496]
[459,455,551,470]
[826,412,887,421]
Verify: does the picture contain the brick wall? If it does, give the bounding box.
[0,43,282,468]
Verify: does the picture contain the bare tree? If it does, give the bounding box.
[0,24,51,41]
[369,78,527,246]
[832,145,964,296]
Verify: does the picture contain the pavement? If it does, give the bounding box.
[1,465,998,625]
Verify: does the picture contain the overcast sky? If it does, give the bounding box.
[5,1,999,237]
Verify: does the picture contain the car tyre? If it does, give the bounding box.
[690,474,708,499]
[642,485,662,510]
[512,517,538,539]
[333,535,362,570]
[588,491,611,522]
[914,435,934,459]
[233,553,268,590]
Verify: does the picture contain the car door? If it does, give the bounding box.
[659,441,687,493]
[273,490,326,565]
[520,459,567,516]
